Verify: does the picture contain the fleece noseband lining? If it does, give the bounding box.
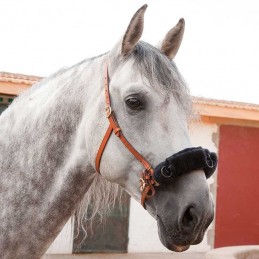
[154,147,217,184]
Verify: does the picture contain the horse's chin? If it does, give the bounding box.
[170,244,190,252]
[158,232,191,252]
[158,231,190,252]
[156,216,204,252]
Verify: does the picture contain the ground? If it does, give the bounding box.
[42,252,205,259]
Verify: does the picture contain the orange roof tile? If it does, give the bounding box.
[0,72,42,85]
[0,72,43,95]
[193,97,259,112]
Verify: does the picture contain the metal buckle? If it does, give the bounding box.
[140,178,146,192]
[105,106,112,117]
[145,165,152,173]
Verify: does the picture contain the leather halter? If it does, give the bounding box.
[95,64,158,208]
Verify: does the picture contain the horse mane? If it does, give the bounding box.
[75,174,124,238]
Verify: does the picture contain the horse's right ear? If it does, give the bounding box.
[121,4,147,56]
[159,18,185,59]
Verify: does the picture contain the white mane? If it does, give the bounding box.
[75,175,123,238]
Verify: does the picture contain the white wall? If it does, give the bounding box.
[46,217,74,254]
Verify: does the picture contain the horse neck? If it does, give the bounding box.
[0,55,106,258]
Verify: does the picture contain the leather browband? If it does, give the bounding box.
[95,63,158,208]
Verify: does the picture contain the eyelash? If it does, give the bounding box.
[125,96,145,111]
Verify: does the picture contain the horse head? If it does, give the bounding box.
[89,5,215,252]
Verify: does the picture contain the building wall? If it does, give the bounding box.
[46,218,74,254]
[215,125,259,247]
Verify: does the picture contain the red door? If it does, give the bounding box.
[215,125,259,247]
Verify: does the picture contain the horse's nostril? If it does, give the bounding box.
[181,206,198,232]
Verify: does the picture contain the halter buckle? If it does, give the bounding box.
[105,106,112,117]
[140,178,146,192]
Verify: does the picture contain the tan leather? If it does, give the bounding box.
[95,63,158,208]
[95,124,113,173]
[140,169,156,209]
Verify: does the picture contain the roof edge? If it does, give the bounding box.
[0,72,258,125]
[0,72,43,85]
[193,96,259,112]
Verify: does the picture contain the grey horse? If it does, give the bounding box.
[0,5,214,258]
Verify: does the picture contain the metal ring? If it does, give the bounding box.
[161,166,172,178]
[206,153,214,168]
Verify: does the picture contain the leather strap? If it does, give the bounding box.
[95,124,113,173]
[140,169,156,209]
[95,63,158,208]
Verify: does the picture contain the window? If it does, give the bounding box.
[0,94,14,115]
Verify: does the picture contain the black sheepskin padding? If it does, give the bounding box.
[154,147,217,184]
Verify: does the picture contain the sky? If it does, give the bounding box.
[1,0,259,104]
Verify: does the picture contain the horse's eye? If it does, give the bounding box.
[125,97,142,110]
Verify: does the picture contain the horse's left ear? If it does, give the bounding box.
[160,18,185,59]
[121,4,147,56]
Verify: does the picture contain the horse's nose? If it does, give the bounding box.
[180,206,199,233]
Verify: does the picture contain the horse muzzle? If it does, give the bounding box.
[157,195,215,252]
[151,147,217,252]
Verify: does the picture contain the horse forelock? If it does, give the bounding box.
[132,41,193,118]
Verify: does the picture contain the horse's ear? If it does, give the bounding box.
[160,18,185,59]
[121,4,147,56]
